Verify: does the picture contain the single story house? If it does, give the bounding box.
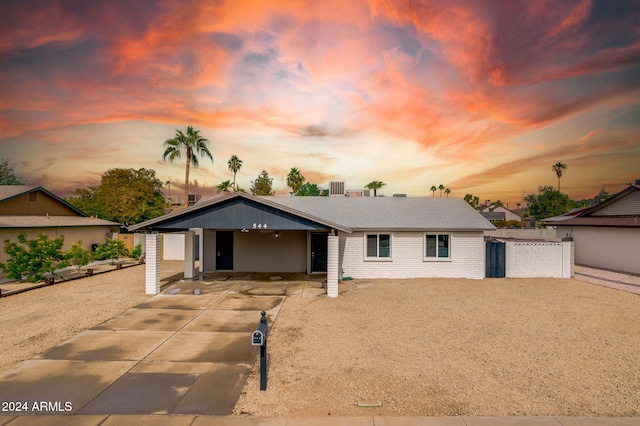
[0,185,120,265]
[544,185,640,275]
[477,203,522,222]
[130,192,495,297]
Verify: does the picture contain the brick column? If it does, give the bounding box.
[184,230,195,279]
[145,233,160,295]
[327,235,339,298]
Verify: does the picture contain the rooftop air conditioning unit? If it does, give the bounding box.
[329,180,345,196]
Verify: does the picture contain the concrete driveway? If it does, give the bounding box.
[0,273,325,416]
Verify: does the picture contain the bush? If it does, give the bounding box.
[67,241,93,269]
[0,233,69,282]
[130,243,142,261]
[94,239,129,264]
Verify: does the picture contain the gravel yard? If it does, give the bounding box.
[235,276,640,417]
[2,263,639,417]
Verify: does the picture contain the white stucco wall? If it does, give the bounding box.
[339,231,486,279]
[505,240,573,278]
[554,226,640,275]
[162,233,185,260]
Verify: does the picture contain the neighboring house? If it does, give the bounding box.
[130,192,496,297]
[544,185,640,275]
[0,185,120,265]
[477,203,522,222]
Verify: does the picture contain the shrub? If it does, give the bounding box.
[67,241,93,269]
[0,233,69,282]
[94,239,129,264]
[130,243,142,261]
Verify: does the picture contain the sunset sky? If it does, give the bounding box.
[1,0,639,206]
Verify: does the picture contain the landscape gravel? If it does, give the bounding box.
[235,276,640,417]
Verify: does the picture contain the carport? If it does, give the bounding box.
[130,192,349,297]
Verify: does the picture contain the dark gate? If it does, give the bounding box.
[310,233,328,273]
[485,241,505,278]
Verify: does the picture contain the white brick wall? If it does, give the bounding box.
[145,233,160,295]
[505,241,573,278]
[339,231,485,279]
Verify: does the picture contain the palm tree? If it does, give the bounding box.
[216,180,233,194]
[164,180,171,197]
[286,167,305,195]
[430,185,437,197]
[365,181,386,197]
[438,184,445,197]
[227,155,243,190]
[163,126,213,207]
[444,188,451,197]
[552,162,568,192]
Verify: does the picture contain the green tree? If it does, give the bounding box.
[67,241,93,270]
[524,186,575,220]
[552,162,568,192]
[594,189,611,204]
[216,180,233,194]
[94,239,129,264]
[250,170,275,196]
[444,188,451,197]
[67,168,165,226]
[494,200,504,207]
[227,155,243,190]
[286,167,305,195]
[438,184,445,197]
[296,182,323,196]
[365,181,386,197]
[464,194,480,208]
[0,157,26,185]
[0,233,69,282]
[430,185,437,197]
[163,126,213,207]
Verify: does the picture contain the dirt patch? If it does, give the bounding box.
[234,277,640,417]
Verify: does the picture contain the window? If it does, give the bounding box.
[366,234,391,259]
[425,234,450,259]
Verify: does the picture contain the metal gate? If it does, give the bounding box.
[485,241,506,278]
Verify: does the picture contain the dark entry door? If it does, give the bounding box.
[311,233,328,273]
[216,231,234,270]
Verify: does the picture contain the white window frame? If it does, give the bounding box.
[424,233,451,261]
[364,233,392,261]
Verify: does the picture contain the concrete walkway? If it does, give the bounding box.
[0,273,325,417]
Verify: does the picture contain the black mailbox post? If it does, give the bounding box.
[251,311,268,390]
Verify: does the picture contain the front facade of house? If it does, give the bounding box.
[548,185,640,275]
[131,193,495,297]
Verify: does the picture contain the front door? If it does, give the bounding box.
[311,233,328,273]
[216,231,234,270]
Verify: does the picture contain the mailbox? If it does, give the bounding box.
[252,325,266,346]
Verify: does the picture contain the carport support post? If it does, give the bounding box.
[184,230,195,279]
[145,233,160,295]
[327,235,339,298]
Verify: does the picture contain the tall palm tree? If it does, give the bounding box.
[365,181,386,197]
[163,126,213,207]
[444,188,451,197]
[286,167,306,195]
[216,180,233,194]
[430,185,437,197]
[438,184,445,197]
[552,162,568,192]
[227,155,243,190]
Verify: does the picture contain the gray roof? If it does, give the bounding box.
[130,192,495,232]
[0,216,120,228]
[0,185,38,201]
[265,196,495,231]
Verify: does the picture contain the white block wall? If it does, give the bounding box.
[505,240,573,278]
[327,235,339,297]
[145,233,160,295]
[339,231,486,279]
[163,233,185,260]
